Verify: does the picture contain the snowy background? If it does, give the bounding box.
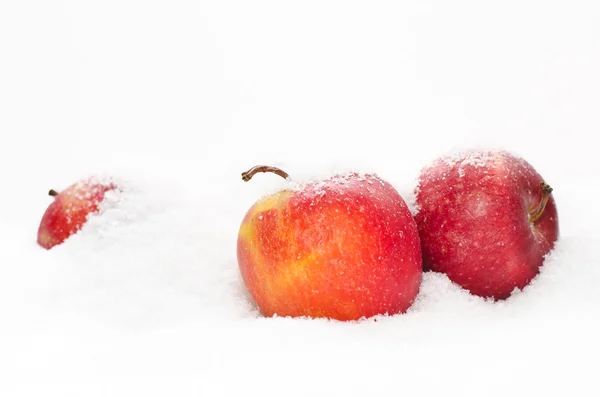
[1,1,599,395]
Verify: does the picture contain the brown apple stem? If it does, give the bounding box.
[48,189,59,197]
[529,181,553,223]
[241,165,290,182]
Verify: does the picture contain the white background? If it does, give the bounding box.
[1,1,599,396]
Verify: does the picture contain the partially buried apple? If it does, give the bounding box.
[37,177,118,249]
[237,165,423,321]
[415,149,559,300]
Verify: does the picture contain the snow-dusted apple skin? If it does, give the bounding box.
[237,173,423,321]
[37,178,117,249]
[415,150,558,300]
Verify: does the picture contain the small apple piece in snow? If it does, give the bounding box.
[414,150,559,300]
[37,177,118,249]
[237,165,423,321]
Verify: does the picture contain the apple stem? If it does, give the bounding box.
[48,189,59,197]
[241,165,290,182]
[529,181,553,223]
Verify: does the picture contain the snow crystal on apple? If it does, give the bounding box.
[442,149,495,168]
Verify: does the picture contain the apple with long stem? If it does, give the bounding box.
[237,165,423,321]
[414,150,559,300]
[37,177,118,249]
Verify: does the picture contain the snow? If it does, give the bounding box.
[1,0,599,396]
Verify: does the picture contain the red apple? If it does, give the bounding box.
[237,165,423,321]
[37,177,118,249]
[414,149,559,300]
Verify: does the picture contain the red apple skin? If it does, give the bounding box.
[415,150,559,300]
[37,178,117,249]
[237,172,423,321]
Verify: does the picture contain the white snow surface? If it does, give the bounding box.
[1,1,599,396]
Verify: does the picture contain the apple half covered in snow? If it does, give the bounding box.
[37,177,118,249]
[415,150,559,300]
[237,165,423,321]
